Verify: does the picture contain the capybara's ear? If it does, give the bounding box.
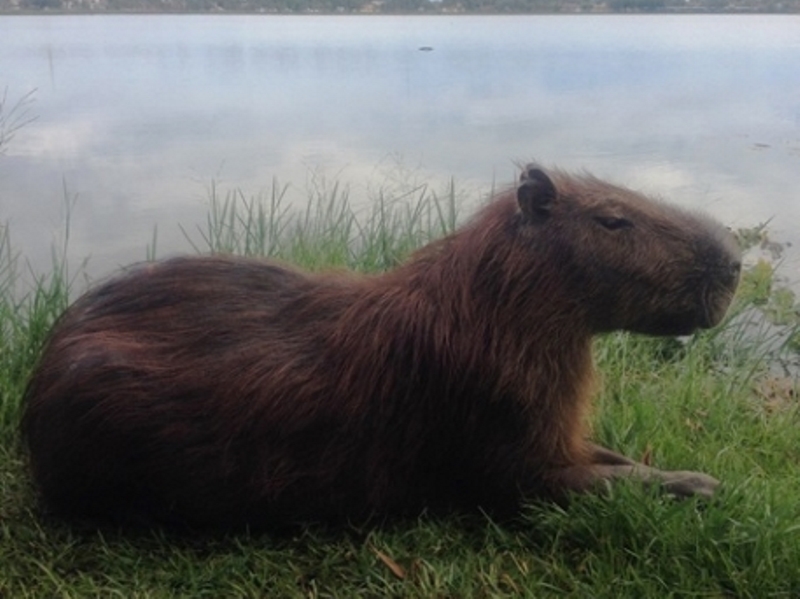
[518,166,557,222]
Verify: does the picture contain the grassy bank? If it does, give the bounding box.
[1,183,799,597]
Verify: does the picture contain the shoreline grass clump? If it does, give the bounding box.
[184,175,461,272]
[1,181,799,597]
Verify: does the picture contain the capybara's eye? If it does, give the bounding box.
[594,216,633,231]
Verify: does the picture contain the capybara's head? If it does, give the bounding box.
[516,164,741,336]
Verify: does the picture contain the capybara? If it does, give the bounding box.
[20,165,741,530]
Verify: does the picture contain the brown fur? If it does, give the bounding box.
[20,165,741,530]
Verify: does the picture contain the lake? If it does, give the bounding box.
[1,14,799,282]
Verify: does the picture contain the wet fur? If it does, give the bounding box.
[20,166,741,529]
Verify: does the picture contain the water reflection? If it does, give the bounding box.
[1,14,798,281]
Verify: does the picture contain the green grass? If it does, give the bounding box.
[1,181,799,598]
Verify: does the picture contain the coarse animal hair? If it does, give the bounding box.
[20,164,741,530]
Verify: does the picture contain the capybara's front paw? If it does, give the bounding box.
[659,470,720,499]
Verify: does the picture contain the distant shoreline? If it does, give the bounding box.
[2,10,798,15]
[2,0,797,17]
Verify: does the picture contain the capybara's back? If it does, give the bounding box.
[21,165,741,530]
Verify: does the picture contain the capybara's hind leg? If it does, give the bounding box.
[547,444,719,499]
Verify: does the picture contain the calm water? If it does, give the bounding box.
[2,15,799,281]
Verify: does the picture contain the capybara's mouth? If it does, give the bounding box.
[633,311,703,337]
[698,286,737,330]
